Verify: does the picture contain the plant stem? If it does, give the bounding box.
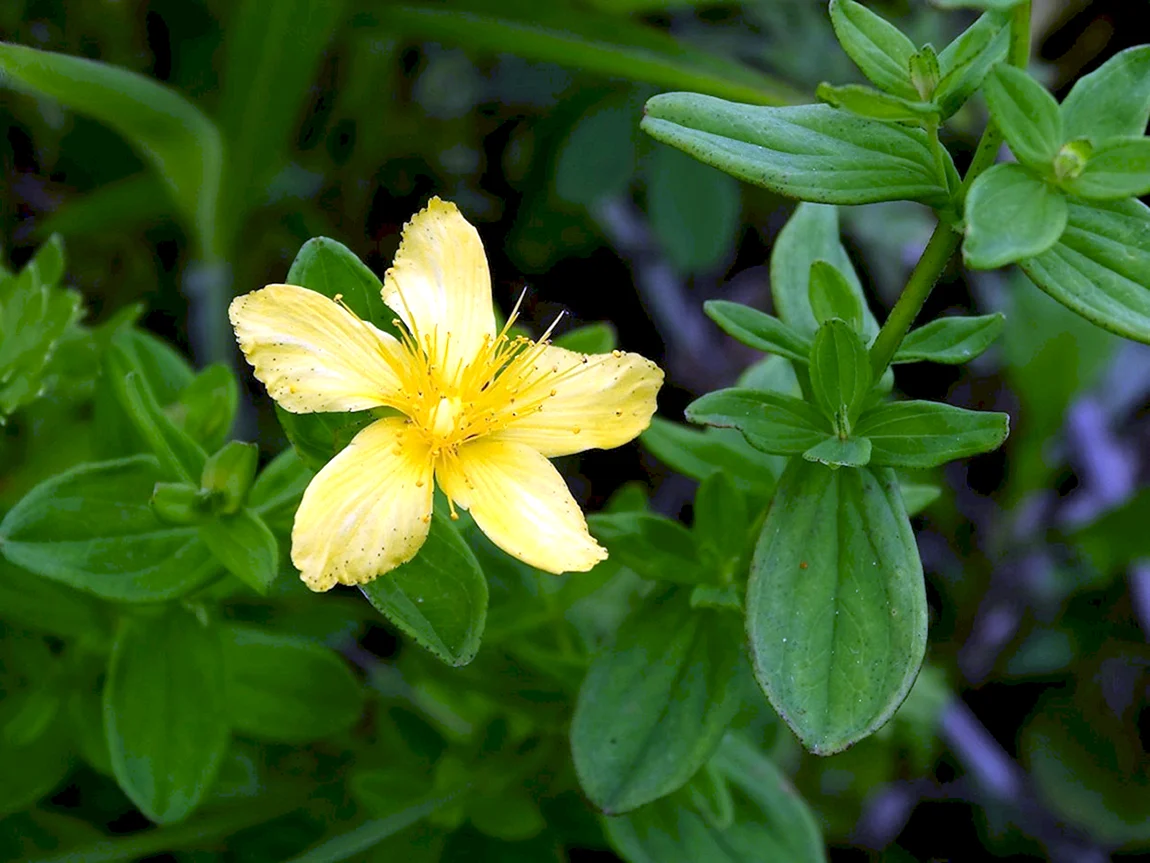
[867,0,1032,378]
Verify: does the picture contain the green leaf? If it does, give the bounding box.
[933,12,1009,119]
[571,590,744,814]
[964,163,1068,269]
[641,97,953,208]
[747,460,927,754]
[1019,196,1150,344]
[151,482,211,527]
[0,456,220,602]
[555,96,639,207]
[0,710,69,819]
[816,83,937,124]
[769,203,879,340]
[286,236,393,329]
[198,509,280,595]
[360,510,487,666]
[200,441,259,515]
[648,144,742,274]
[368,0,801,106]
[221,624,364,743]
[276,405,378,474]
[900,481,943,517]
[1062,136,1150,201]
[854,400,1010,468]
[36,172,172,239]
[808,319,872,429]
[931,0,1022,8]
[892,313,1005,364]
[641,417,780,499]
[802,435,872,468]
[174,365,238,454]
[703,301,811,363]
[981,64,1063,169]
[0,43,222,253]
[215,0,346,242]
[249,448,313,534]
[1060,45,1150,144]
[808,260,863,331]
[553,322,617,355]
[908,45,941,102]
[283,796,448,863]
[828,0,918,101]
[0,559,112,645]
[693,472,749,566]
[104,609,230,824]
[588,512,710,585]
[685,388,830,455]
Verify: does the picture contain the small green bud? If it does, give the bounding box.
[1053,138,1093,181]
[200,441,259,515]
[152,482,211,526]
[909,45,941,101]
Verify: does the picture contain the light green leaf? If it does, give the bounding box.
[828,0,918,101]
[685,388,830,455]
[808,319,873,429]
[964,163,1068,269]
[747,460,927,754]
[893,313,1005,364]
[703,300,811,363]
[221,624,364,743]
[1060,45,1150,144]
[360,510,487,666]
[802,435,872,467]
[588,511,710,585]
[815,83,937,124]
[572,589,744,814]
[1062,136,1150,201]
[808,260,863,331]
[0,43,222,253]
[854,400,1010,468]
[0,456,219,602]
[641,97,953,208]
[981,64,1063,169]
[900,481,943,516]
[104,609,230,824]
[200,441,259,516]
[198,509,279,595]
[934,12,1009,119]
[640,417,780,499]
[1020,196,1150,344]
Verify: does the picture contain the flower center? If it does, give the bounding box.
[428,395,464,445]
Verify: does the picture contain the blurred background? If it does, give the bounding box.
[2,0,1149,860]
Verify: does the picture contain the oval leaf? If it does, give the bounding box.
[703,301,811,363]
[828,0,918,101]
[686,388,830,455]
[981,64,1063,169]
[854,400,1010,468]
[197,509,280,595]
[1060,45,1150,144]
[964,163,1068,270]
[892,313,1005,364]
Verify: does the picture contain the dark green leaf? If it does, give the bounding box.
[1060,45,1150,144]
[803,435,872,467]
[855,400,1010,468]
[276,405,379,473]
[808,260,863,331]
[198,509,279,595]
[686,388,830,455]
[693,471,749,566]
[703,301,811,363]
[588,512,710,585]
[0,456,219,602]
[964,163,1067,269]
[747,460,927,754]
[555,96,639,207]
[200,441,259,515]
[808,320,873,429]
[360,510,488,666]
[893,313,1005,364]
[37,172,172,239]
[648,145,742,274]
[221,624,364,742]
[151,482,211,526]
[640,417,780,498]
[283,796,448,863]
[553,322,617,355]
[250,448,313,534]
[1062,136,1150,201]
[1020,196,1150,343]
[572,590,744,813]
[828,0,918,101]
[934,12,1009,119]
[0,709,69,818]
[981,64,1063,169]
[104,609,229,824]
[0,559,112,645]
[641,97,953,208]
[174,364,238,453]
[286,236,392,330]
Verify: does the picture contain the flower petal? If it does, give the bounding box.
[292,417,434,591]
[230,283,409,414]
[382,198,496,379]
[437,437,606,574]
[497,345,664,457]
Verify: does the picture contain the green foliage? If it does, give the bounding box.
[964,163,1068,268]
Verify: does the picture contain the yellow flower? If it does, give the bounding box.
[229,198,664,591]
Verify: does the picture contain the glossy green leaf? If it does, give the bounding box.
[703,300,811,362]
[769,204,879,340]
[802,435,872,468]
[553,322,617,355]
[964,164,1068,269]
[360,510,487,666]
[933,12,1009,119]
[686,388,830,455]
[1020,196,1150,344]
[640,418,780,498]
[893,313,1005,364]
[815,83,936,124]
[828,0,918,101]
[854,400,1010,468]
[588,512,710,585]
[221,624,364,743]
[808,260,863,331]
[809,320,872,429]
[0,456,219,602]
[104,609,229,824]
[747,460,927,754]
[1062,136,1150,201]
[369,0,801,106]
[198,509,279,595]
[982,64,1063,169]
[641,97,953,208]
[572,589,744,814]
[648,145,742,274]
[1060,46,1150,144]
[286,236,393,330]
[0,42,222,252]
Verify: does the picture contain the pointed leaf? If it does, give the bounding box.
[1060,45,1150,144]
[964,163,1067,269]
[815,83,937,124]
[934,11,1009,119]
[893,313,1005,364]
[808,260,863,331]
[704,300,811,362]
[828,0,918,101]
[640,417,780,498]
[1063,136,1150,201]
[855,400,1010,468]
[197,509,279,595]
[982,64,1062,169]
[808,320,873,428]
[588,512,711,585]
[686,388,830,455]
[802,436,871,468]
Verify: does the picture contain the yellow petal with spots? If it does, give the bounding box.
[496,344,664,457]
[382,197,496,381]
[292,417,434,591]
[230,283,410,414]
[437,437,606,574]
